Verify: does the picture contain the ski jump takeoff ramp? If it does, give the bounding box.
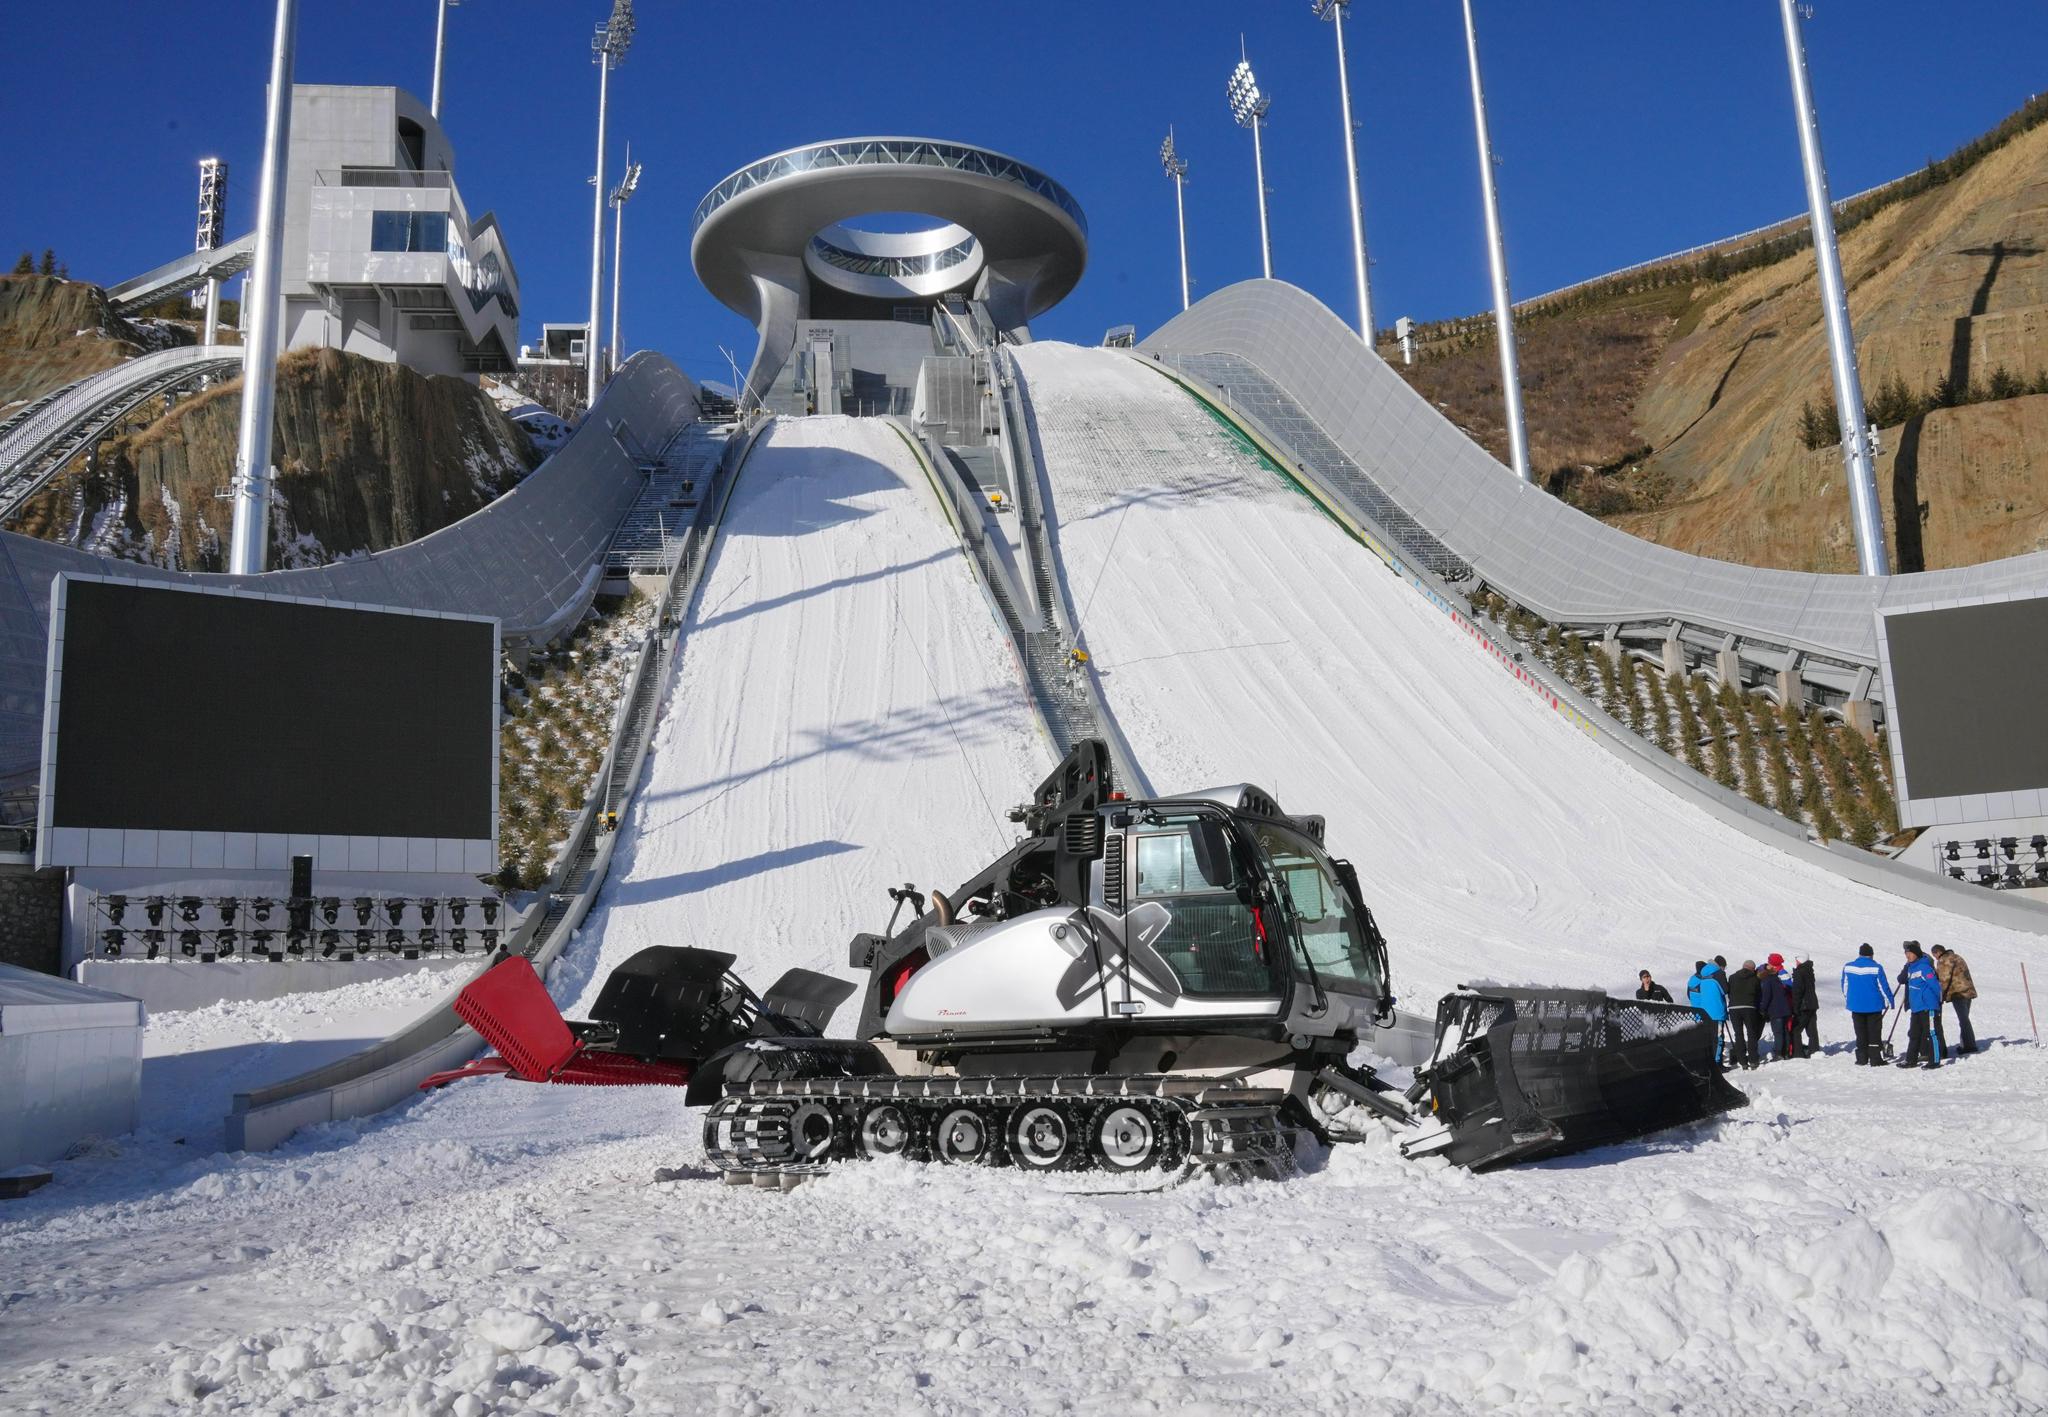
[553,415,1048,1013]
[1008,342,2047,1007]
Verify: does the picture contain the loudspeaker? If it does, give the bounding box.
[288,854,314,934]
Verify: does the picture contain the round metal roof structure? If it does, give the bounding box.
[691,137,1089,323]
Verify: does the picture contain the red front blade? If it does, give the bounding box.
[454,955,578,1081]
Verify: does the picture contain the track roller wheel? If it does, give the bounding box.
[786,1101,838,1163]
[1010,1104,1078,1171]
[934,1106,996,1165]
[1094,1102,1162,1171]
[857,1102,914,1159]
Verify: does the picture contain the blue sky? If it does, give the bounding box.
[7,1,2044,382]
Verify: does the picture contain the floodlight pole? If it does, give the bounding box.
[1779,0,1887,575]
[1228,52,1275,280]
[228,0,299,576]
[1161,130,1191,311]
[430,0,455,119]
[586,1,634,412]
[1460,0,1531,484]
[609,149,640,373]
[1315,0,1375,345]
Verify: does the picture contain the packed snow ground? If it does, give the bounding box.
[4,398,2047,1414]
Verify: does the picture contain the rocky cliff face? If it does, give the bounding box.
[10,347,539,569]
[0,274,186,411]
[1395,97,2048,574]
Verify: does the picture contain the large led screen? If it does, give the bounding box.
[46,577,495,840]
[1880,596,2048,803]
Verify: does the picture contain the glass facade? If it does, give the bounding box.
[695,139,1087,237]
[370,210,451,254]
[809,233,977,280]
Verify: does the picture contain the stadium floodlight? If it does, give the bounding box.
[587,0,637,411]
[1160,129,1191,312]
[229,0,301,575]
[430,0,465,120]
[609,148,643,374]
[1226,48,1274,279]
[1313,0,1376,345]
[1777,0,1887,575]
[1458,0,1532,483]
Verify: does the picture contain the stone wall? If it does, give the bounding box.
[0,872,63,974]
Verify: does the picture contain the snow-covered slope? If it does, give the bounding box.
[552,414,1046,1010]
[1012,341,2046,1030]
[5,402,2046,1417]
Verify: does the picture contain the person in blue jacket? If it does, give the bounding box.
[1841,943,1895,1065]
[1687,959,1730,1064]
[1897,941,1947,1070]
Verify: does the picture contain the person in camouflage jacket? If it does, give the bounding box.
[1931,945,1978,1056]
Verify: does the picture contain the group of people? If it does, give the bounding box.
[1635,941,1980,1071]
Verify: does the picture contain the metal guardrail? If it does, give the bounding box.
[0,345,243,522]
[994,347,1149,796]
[225,415,765,1151]
[106,233,258,314]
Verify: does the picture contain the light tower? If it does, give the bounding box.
[608,148,642,375]
[1778,0,1887,576]
[193,158,228,348]
[1313,0,1375,345]
[228,0,299,576]
[1160,129,1191,312]
[430,0,464,120]
[1226,48,1274,280]
[1458,0,1532,483]
[586,0,635,410]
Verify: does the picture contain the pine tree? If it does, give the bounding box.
[1734,695,1767,806]
[1676,677,1704,771]
[1816,714,1857,804]
[1703,689,1737,790]
[37,249,56,277]
[1564,633,1592,693]
[1768,738,1800,823]
[1647,670,1673,752]
[1812,793,1841,843]
[1844,796,1879,850]
[1595,645,1619,713]
[1619,654,1647,736]
[10,252,32,275]
[1844,729,1899,836]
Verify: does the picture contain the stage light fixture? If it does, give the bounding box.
[386,897,410,927]
[105,894,128,924]
[251,898,275,924]
[180,930,201,957]
[385,929,406,954]
[448,898,468,925]
[1976,839,1993,859]
[178,896,204,922]
[353,897,375,926]
[1977,865,1998,885]
[2034,834,2048,858]
[216,897,239,927]
[450,929,468,953]
[481,898,500,925]
[2005,863,2024,887]
[2036,861,2048,883]
[417,928,439,954]
[286,930,307,957]
[144,929,164,960]
[215,929,237,959]
[1943,841,1960,862]
[251,929,276,960]
[480,929,499,952]
[101,929,124,957]
[319,929,340,958]
[419,899,438,926]
[2001,837,2019,859]
[319,897,340,925]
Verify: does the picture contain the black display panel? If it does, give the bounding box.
[50,579,494,839]
[1883,598,2048,801]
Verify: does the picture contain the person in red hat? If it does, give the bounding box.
[1756,954,1795,1062]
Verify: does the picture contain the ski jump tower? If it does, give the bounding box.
[690,138,1089,413]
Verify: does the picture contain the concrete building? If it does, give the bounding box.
[280,85,520,379]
